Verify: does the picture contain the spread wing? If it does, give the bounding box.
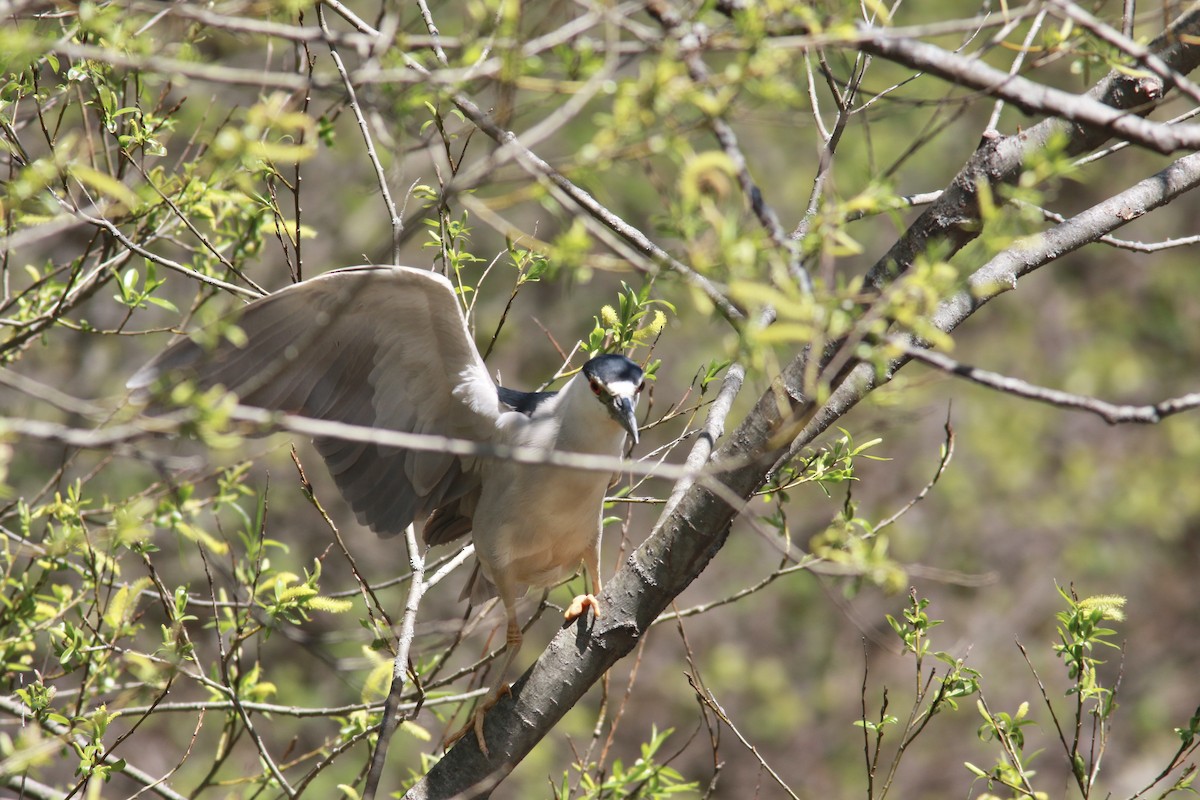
[129,266,501,537]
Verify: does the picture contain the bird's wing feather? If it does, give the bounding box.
[129,266,500,537]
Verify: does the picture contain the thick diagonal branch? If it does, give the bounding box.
[403,351,814,798]
[403,53,1200,800]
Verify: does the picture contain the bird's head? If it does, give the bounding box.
[581,354,644,445]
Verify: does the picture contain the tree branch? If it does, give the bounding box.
[404,351,815,799]
[394,59,745,323]
[362,525,426,800]
[798,147,1200,465]
[894,341,1200,424]
[856,31,1200,155]
[404,40,1200,797]
[646,0,812,293]
[861,6,1200,291]
[0,695,190,800]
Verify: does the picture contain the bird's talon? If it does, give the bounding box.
[443,682,511,757]
[565,593,601,622]
[474,710,488,757]
[442,723,468,752]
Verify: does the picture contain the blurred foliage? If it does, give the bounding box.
[1,0,1199,798]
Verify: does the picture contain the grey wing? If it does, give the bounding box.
[129,266,501,537]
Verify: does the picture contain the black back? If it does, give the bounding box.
[497,386,558,416]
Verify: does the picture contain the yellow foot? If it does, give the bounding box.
[444,683,510,757]
[565,593,601,622]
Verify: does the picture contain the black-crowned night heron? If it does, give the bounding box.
[128,265,645,754]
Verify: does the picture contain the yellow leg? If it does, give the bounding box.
[445,585,521,757]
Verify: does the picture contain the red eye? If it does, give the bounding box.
[590,380,602,396]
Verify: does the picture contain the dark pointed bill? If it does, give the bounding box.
[611,395,639,445]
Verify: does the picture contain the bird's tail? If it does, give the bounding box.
[459,559,498,605]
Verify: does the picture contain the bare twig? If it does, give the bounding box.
[983,9,1049,132]
[856,30,1200,155]
[291,447,393,625]
[73,205,262,298]
[687,675,802,800]
[0,367,104,416]
[363,525,427,800]
[646,0,812,293]
[199,543,296,796]
[661,362,745,500]
[394,59,745,322]
[5,402,717,484]
[874,409,954,531]
[794,50,866,244]
[891,339,1200,425]
[1020,199,1200,252]
[318,5,402,265]
[2,774,62,800]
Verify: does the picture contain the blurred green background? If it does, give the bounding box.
[3,1,1199,798]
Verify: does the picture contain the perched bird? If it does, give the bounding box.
[128,265,644,755]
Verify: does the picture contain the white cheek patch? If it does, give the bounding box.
[606,380,640,398]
